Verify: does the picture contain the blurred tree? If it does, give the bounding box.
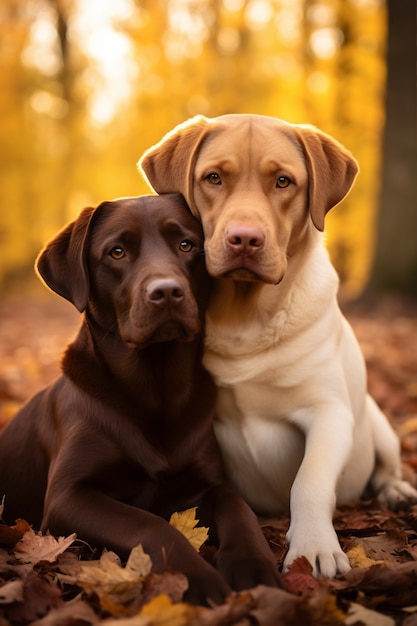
[0,0,388,296]
[364,0,417,296]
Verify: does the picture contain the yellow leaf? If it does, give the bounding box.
[140,594,197,626]
[169,507,209,552]
[346,543,385,569]
[78,549,143,597]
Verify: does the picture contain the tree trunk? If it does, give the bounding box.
[364,0,417,296]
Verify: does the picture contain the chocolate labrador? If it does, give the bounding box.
[139,114,417,578]
[0,193,280,604]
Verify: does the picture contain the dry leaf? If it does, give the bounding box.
[0,517,31,547]
[78,549,143,597]
[0,579,24,604]
[5,570,62,624]
[14,528,76,563]
[345,602,395,626]
[30,595,99,626]
[282,556,318,593]
[139,571,188,606]
[346,542,386,568]
[139,594,197,626]
[169,507,209,551]
[126,544,152,578]
[77,547,149,617]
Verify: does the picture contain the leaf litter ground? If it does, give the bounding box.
[1,293,417,625]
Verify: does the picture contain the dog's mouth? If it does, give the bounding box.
[150,321,194,343]
[223,268,263,282]
[126,320,199,348]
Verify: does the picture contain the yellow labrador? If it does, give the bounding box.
[139,114,417,578]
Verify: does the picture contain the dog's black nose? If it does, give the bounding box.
[146,279,184,308]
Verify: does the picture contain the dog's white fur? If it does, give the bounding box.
[139,114,417,578]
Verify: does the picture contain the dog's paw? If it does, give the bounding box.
[217,547,282,590]
[377,478,417,510]
[284,527,350,579]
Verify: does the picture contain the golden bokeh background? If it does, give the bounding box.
[0,0,413,298]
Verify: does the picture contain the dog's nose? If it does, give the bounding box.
[226,226,265,256]
[146,279,184,308]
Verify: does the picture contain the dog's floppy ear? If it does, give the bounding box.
[138,115,210,216]
[294,125,359,231]
[36,206,96,312]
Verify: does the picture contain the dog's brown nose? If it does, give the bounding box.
[226,226,265,256]
[146,279,184,308]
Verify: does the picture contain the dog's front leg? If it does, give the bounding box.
[198,484,282,590]
[284,406,354,578]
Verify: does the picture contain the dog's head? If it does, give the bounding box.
[36,194,208,347]
[139,114,358,285]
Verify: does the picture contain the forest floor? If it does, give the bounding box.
[1,292,417,626]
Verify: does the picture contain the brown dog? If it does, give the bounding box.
[139,115,417,578]
[0,193,280,604]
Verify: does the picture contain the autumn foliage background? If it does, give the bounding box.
[1,0,415,299]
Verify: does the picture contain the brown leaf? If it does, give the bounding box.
[300,584,346,626]
[5,570,62,624]
[30,595,99,626]
[0,518,31,547]
[347,530,408,566]
[249,585,302,626]
[140,571,189,607]
[331,562,417,607]
[0,579,24,604]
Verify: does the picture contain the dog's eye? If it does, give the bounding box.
[206,172,222,185]
[276,176,291,188]
[179,240,194,252]
[109,246,125,259]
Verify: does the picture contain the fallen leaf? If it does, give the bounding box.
[282,556,318,593]
[346,542,386,568]
[0,579,24,604]
[5,570,62,624]
[331,561,417,607]
[169,508,209,552]
[345,602,395,626]
[140,571,188,606]
[30,595,99,626]
[77,548,149,617]
[14,529,76,564]
[249,585,301,626]
[0,518,31,547]
[126,544,152,578]
[139,594,197,626]
[78,549,143,597]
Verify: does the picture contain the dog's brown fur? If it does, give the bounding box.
[0,193,280,604]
